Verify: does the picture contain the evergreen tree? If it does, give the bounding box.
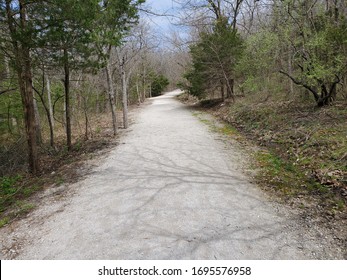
[151,74,169,97]
[34,0,100,150]
[185,17,243,100]
[1,0,40,173]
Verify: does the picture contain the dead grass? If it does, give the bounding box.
[0,111,124,228]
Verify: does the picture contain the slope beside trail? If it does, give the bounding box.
[0,90,342,259]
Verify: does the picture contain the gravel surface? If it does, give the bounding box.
[0,90,343,259]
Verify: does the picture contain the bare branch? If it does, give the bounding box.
[0,88,17,96]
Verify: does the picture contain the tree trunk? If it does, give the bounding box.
[220,81,225,101]
[82,96,90,140]
[33,98,42,144]
[95,89,100,113]
[142,58,147,102]
[6,0,39,173]
[22,64,39,173]
[46,74,55,148]
[142,78,146,101]
[224,76,234,101]
[120,58,129,129]
[226,79,234,98]
[63,48,72,151]
[136,76,141,105]
[106,62,117,135]
[288,48,294,95]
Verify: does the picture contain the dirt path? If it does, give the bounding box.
[0,90,343,259]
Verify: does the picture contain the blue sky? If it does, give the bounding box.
[146,0,178,14]
[142,0,180,33]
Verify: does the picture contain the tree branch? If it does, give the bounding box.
[279,70,319,101]
[0,88,17,96]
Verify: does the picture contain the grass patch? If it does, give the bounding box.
[218,124,239,137]
[0,217,10,227]
[238,100,347,210]
[15,201,35,216]
[255,150,330,197]
[256,151,301,195]
[1,175,22,196]
[193,111,241,139]
[0,174,43,227]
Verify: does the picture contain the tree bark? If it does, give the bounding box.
[136,76,141,105]
[46,74,55,148]
[142,61,147,101]
[120,57,129,129]
[6,0,39,173]
[227,78,234,98]
[63,48,72,150]
[106,62,118,135]
[220,80,225,101]
[33,98,42,144]
[288,47,294,95]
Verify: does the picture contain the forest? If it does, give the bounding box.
[0,0,346,224]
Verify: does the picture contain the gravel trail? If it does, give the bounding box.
[0,90,342,259]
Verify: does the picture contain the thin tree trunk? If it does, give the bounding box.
[106,62,117,135]
[120,58,129,129]
[95,89,100,113]
[84,109,89,140]
[136,77,141,105]
[227,79,234,98]
[142,63,146,101]
[63,48,72,151]
[288,47,294,95]
[82,96,89,140]
[46,75,54,129]
[221,80,225,101]
[46,74,55,148]
[7,103,12,134]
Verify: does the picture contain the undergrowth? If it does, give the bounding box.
[245,100,345,210]
[0,112,121,228]
[187,91,347,213]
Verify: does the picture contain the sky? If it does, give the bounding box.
[142,0,181,34]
